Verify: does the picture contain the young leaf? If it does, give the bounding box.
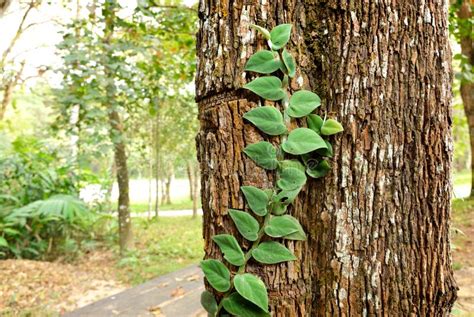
[245,50,281,74]
[275,187,302,205]
[244,141,278,170]
[250,24,271,40]
[279,159,305,173]
[252,241,297,264]
[201,291,218,316]
[229,209,260,241]
[316,140,333,157]
[277,168,306,191]
[282,48,296,77]
[287,90,321,118]
[222,293,270,317]
[264,215,306,240]
[281,128,327,155]
[270,24,292,50]
[243,76,286,101]
[243,106,287,136]
[321,118,344,135]
[270,201,287,215]
[307,114,324,134]
[234,273,269,312]
[212,234,245,266]
[306,159,331,179]
[200,259,231,292]
[241,186,269,216]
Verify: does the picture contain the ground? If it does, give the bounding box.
[0,217,203,316]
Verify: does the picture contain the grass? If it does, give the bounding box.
[130,197,200,213]
[454,170,471,187]
[113,216,204,285]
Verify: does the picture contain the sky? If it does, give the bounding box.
[0,0,197,85]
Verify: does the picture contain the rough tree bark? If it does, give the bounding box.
[457,1,474,197]
[196,0,457,315]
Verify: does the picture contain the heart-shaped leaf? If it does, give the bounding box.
[281,128,327,155]
[243,76,286,101]
[243,141,278,170]
[270,24,292,50]
[275,187,302,205]
[307,114,323,134]
[306,159,331,179]
[222,293,270,317]
[229,209,260,241]
[201,291,218,316]
[243,106,287,136]
[282,48,296,77]
[241,186,269,216]
[234,273,269,312]
[212,234,245,266]
[250,24,270,40]
[264,215,306,240]
[287,90,321,118]
[252,241,297,264]
[277,167,306,191]
[321,118,343,135]
[200,259,231,292]
[245,50,281,74]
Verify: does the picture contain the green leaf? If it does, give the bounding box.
[307,114,324,134]
[287,90,321,118]
[245,50,281,74]
[270,24,292,50]
[0,237,8,248]
[282,49,296,77]
[321,118,344,135]
[222,293,270,317]
[233,273,269,312]
[200,259,231,292]
[270,201,287,215]
[252,241,297,264]
[316,140,333,157]
[244,141,278,170]
[212,234,245,266]
[264,215,306,240]
[243,76,286,101]
[306,159,331,179]
[275,187,302,205]
[279,159,305,173]
[241,186,269,216]
[201,290,218,316]
[281,128,327,155]
[277,167,306,191]
[250,24,271,40]
[229,209,260,241]
[243,106,287,136]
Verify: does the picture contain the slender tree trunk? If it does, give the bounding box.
[165,171,172,205]
[187,161,194,202]
[104,1,133,253]
[154,112,160,218]
[196,1,457,315]
[0,62,23,120]
[457,1,474,197]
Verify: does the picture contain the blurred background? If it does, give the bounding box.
[0,0,472,316]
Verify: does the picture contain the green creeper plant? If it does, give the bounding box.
[200,23,344,316]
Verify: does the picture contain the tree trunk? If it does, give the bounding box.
[187,161,194,202]
[165,172,172,205]
[196,1,457,315]
[104,1,133,253]
[154,112,160,218]
[457,1,474,197]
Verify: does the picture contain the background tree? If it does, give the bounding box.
[196,1,457,315]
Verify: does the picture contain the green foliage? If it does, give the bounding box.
[242,106,287,136]
[201,23,343,316]
[201,259,231,292]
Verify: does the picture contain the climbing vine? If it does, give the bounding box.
[200,23,343,316]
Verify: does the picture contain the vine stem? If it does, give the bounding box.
[215,47,292,317]
[215,213,272,315]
